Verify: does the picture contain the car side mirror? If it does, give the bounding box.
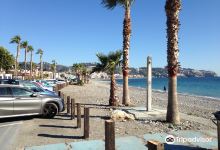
[31,93,38,97]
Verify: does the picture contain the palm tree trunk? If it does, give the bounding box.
[109,73,116,106]
[122,7,131,106]
[40,55,43,79]
[15,44,20,78]
[24,47,27,79]
[30,52,33,79]
[165,0,181,124]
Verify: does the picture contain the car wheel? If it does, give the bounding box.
[42,103,58,118]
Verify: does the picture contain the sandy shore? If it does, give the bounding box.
[66,79,220,120]
[9,79,219,149]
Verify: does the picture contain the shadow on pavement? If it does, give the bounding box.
[39,124,78,129]
[164,144,208,150]
[0,116,36,123]
[38,133,83,139]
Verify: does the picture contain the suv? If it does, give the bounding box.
[0,85,64,119]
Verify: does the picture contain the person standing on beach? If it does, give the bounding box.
[164,86,167,92]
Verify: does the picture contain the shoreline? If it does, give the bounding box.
[95,79,220,101]
[90,79,220,120]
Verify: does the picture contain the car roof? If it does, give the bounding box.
[0,84,22,87]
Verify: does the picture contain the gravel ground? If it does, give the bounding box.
[9,80,220,150]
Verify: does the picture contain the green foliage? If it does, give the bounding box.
[27,45,34,52]
[36,49,43,55]
[43,73,49,78]
[10,35,21,44]
[20,41,28,49]
[77,80,84,86]
[93,50,122,74]
[51,60,56,72]
[0,46,15,71]
[101,0,134,9]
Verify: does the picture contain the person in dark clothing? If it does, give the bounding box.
[164,86,166,92]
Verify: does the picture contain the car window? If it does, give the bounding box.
[0,87,11,96]
[22,82,44,92]
[11,87,33,96]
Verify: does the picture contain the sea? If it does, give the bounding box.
[116,77,220,99]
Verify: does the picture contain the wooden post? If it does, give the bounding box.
[147,140,164,150]
[218,120,220,150]
[146,56,152,111]
[57,84,60,91]
[105,120,115,150]
[71,98,75,119]
[67,96,70,114]
[61,93,64,99]
[58,91,61,97]
[77,103,81,128]
[53,86,56,92]
[84,107,90,139]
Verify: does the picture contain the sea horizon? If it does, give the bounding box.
[115,77,220,100]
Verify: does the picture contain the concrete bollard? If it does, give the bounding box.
[77,103,81,128]
[105,120,115,150]
[67,96,70,114]
[218,120,220,149]
[84,107,90,139]
[71,98,75,119]
[147,140,164,150]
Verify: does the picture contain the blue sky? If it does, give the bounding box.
[0,0,219,75]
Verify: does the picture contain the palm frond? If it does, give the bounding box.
[36,49,43,55]
[10,35,21,44]
[27,45,34,52]
[21,41,28,49]
[101,0,134,9]
[101,0,117,9]
[94,50,122,74]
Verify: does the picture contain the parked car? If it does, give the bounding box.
[0,79,57,96]
[0,85,64,119]
[36,80,54,91]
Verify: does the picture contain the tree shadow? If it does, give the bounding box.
[39,124,78,129]
[164,144,208,150]
[38,133,83,139]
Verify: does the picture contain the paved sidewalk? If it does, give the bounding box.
[25,107,218,150]
[25,129,218,150]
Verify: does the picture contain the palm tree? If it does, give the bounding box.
[21,41,28,78]
[27,45,34,79]
[101,0,134,106]
[165,0,181,124]
[93,50,122,106]
[36,49,44,79]
[10,35,21,78]
[51,60,57,79]
[72,63,84,82]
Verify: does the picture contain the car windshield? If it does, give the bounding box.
[22,82,45,92]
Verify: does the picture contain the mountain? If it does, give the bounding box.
[18,62,218,77]
[132,67,218,78]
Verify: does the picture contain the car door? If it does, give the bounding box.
[0,87,14,117]
[11,87,42,115]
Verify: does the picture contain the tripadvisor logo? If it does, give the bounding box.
[165,135,175,144]
[165,134,213,144]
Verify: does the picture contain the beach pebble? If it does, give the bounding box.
[168,124,174,129]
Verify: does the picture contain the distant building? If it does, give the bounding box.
[0,73,13,79]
